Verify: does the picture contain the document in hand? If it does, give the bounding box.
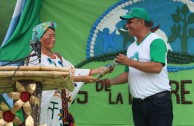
[96,60,118,80]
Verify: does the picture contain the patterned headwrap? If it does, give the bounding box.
[32,21,57,40]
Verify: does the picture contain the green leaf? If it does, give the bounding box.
[188,28,194,36]
[177,24,182,31]
[16,109,24,122]
[171,14,182,23]
[171,24,177,33]
[168,34,176,43]
[177,7,181,14]
[181,4,189,15]
[188,13,194,23]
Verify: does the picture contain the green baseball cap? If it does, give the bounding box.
[120,7,151,22]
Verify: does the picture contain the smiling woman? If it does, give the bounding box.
[25,21,110,126]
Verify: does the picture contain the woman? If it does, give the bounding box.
[27,21,109,126]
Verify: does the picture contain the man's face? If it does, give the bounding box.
[125,18,142,36]
[40,28,56,50]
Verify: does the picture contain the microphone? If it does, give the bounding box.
[36,41,41,64]
[30,39,41,63]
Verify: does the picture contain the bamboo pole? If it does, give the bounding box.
[0,66,69,72]
[0,71,69,77]
[0,66,74,92]
[0,76,74,92]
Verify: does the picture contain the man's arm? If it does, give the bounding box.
[98,72,128,87]
[115,54,163,73]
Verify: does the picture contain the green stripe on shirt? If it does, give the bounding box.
[150,38,167,64]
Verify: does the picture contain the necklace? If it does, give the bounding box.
[42,50,53,56]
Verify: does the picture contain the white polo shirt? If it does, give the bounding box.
[126,33,171,99]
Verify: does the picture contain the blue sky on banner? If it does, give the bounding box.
[86,0,194,58]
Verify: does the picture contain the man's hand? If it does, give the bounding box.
[115,54,132,66]
[97,79,113,87]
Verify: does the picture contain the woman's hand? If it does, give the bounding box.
[73,75,97,83]
[90,66,114,75]
[90,67,106,75]
[82,75,98,83]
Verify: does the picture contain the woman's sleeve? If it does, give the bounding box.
[60,57,91,108]
[61,57,90,76]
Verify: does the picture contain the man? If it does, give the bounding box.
[99,7,173,126]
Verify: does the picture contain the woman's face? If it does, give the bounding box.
[40,28,56,50]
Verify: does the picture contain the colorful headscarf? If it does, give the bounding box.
[32,21,57,40]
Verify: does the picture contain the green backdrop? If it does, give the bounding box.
[40,0,194,126]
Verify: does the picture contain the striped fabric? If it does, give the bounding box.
[1,0,26,47]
